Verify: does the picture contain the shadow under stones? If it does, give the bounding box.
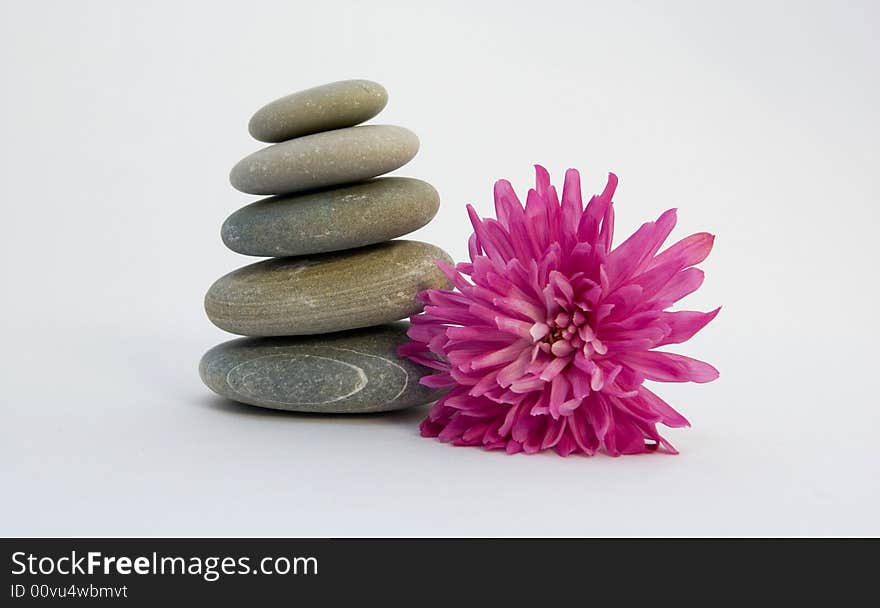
[197,394,431,427]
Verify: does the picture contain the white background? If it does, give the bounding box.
[1,0,877,536]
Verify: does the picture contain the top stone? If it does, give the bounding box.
[248,80,388,143]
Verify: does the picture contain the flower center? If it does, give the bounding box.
[538,306,607,358]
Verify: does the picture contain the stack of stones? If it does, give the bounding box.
[200,80,452,413]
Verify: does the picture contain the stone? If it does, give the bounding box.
[221,178,440,257]
[248,79,388,143]
[229,125,419,195]
[199,323,445,413]
[204,240,452,336]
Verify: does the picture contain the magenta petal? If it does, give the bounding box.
[578,173,617,245]
[421,373,456,388]
[555,432,578,456]
[657,307,721,346]
[435,259,473,292]
[614,417,650,455]
[569,366,591,400]
[635,386,690,428]
[539,356,569,382]
[496,349,532,388]
[605,208,677,288]
[565,409,594,455]
[643,267,705,305]
[505,440,523,454]
[648,232,714,272]
[541,418,567,449]
[493,179,521,228]
[560,168,583,234]
[617,351,720,383]
[470,342,527,371]
[549,374,570,418]
[534,164,552,195]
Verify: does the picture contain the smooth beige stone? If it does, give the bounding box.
[199,323,446,413]
[248,79,388,143]
[204,240,452,336]
[221,178,440,257]
[229,125,419,196]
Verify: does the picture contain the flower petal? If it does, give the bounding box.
[648,232,714,273]
[606,208,677,288]
[656,307,721,346]
[493,178,522,228]
[617,351,719,383]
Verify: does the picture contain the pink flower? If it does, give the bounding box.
[400,166,719,456]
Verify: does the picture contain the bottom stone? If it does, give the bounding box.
[199,322,445,413]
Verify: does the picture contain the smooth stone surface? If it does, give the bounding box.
[229,125,419,195]
[248,79,388,143]
[204,240,452,336]
[199,323,445,413]
[221,178,440,257]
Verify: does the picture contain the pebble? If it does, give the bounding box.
[229,125,419,195]
[221,177,440,257]
[248,79,388,143]
[199,323,445,413]
[204,240,452,336]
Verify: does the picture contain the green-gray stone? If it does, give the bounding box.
[221,178,440,257]
[248,79,388,143]
[229,125,419,196]
[199,323,445,413]
[204,240,452,336]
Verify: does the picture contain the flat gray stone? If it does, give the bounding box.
[229,125,419,195]
[221,178,440,257]
[205,240,452,336]
[199,323,445,413]
[248,79,388,143]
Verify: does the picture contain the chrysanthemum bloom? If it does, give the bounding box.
[400,166,719,456]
